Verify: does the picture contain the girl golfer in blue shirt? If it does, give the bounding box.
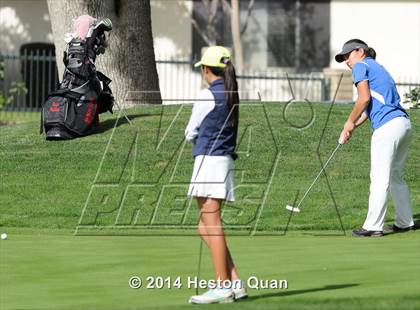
[185,46,247,303]
[336,39,414,237]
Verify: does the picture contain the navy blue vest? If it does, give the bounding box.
[193,79,238,158]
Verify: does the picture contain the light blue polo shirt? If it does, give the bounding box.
[352,57,407,130]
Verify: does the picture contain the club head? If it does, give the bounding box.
[94,18,113,32]
[286,205,300,213]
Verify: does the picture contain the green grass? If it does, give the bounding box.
[1,229,419,310]
[0,110,39,125]
[0,103,419,309]
[0,103,419,232]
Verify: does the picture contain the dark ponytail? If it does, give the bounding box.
[368,47,376,59]
[345,38,377,59]
[223,62,239,128]
[207,63,240,128]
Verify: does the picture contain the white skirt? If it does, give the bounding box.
[187,155,235,202]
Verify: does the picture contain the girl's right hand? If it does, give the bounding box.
[339,121,356,144]
[339,130,350,144]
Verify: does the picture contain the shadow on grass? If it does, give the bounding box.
[94,113,151,134]
[245,283,359,302]
[382,213,419,236]
[44,113,151,141]
[301,232,347,237]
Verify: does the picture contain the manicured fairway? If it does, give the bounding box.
[1,228,419,310]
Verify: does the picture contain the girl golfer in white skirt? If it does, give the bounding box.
[336,39,414,237]
[185,46,247,304]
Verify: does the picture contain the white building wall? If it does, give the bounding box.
[150,0,201,102]
[0,0,53,54]
[150,0,192,60]
[330,0,420,82]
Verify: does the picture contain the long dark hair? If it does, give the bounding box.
[207,62,239,128]
[345,38,377,59]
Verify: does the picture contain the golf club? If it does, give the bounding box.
[286,141,343,213]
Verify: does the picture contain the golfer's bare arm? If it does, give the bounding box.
[355,111,368,127]
[347,80,371,125]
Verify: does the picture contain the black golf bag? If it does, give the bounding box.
[41,18,114,140]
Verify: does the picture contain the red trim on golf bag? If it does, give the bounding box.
[84,96,97,125]
[41,90,100,139]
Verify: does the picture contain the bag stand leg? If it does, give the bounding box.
[114,101,132,125]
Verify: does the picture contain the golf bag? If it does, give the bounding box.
[41,18,114,140]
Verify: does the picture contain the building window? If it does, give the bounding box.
[267,1,296,68]
[191,0,232,63]
[191,0,330,72]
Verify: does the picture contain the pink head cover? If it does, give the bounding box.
[73,15,96,40]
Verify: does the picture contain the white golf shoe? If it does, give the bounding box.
[188,288,234,304]
[232,280,248,300]
[233,287,248,300]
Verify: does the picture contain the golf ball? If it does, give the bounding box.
[1,233,7,240]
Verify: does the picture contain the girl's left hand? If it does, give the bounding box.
[339,129,351,144]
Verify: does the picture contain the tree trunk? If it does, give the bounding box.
[230,0,244,73]
[46,0,161,105]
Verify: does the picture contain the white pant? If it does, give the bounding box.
[363,117,414,231]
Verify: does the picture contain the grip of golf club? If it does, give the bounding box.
[338,134,345,145]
